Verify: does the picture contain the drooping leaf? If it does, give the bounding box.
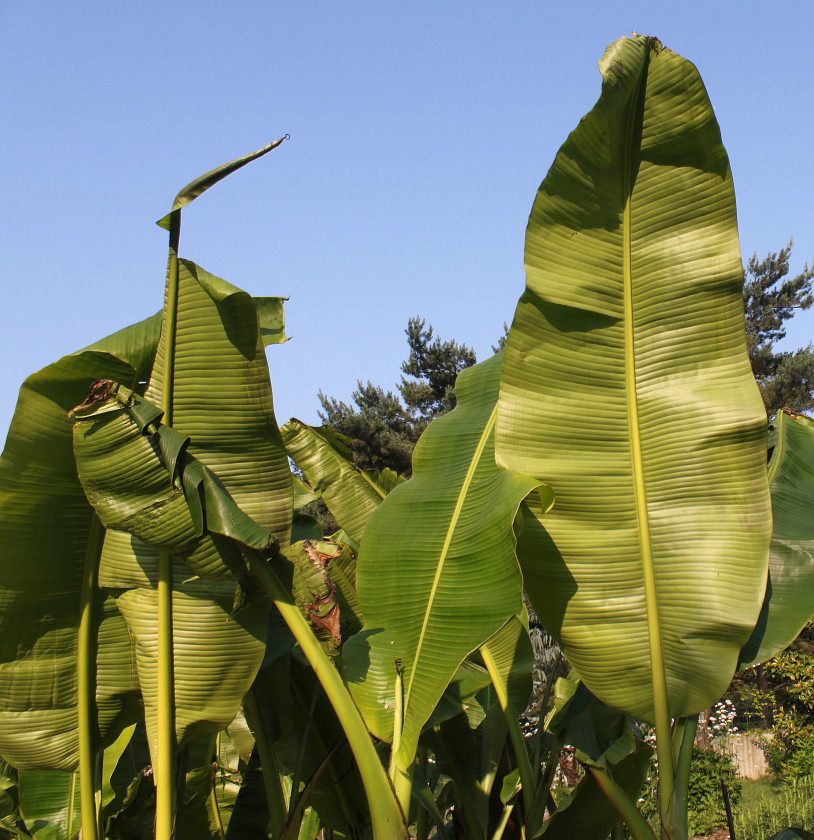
[496,34,771,723]
[343,353,541,777]
[0,315,159,770]
[282,419,397,545]
[740,409,814,667]
[540,734,652,839]
[71,381,278,566]
[96,261,293,762]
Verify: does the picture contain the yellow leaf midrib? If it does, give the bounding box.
[402,405,499,721]
[622,44,675,800]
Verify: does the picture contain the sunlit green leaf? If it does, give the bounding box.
[496,34,771,723]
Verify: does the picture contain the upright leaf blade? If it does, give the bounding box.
[343,353,541,783]
[496,35,771,723]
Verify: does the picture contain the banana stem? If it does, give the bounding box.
[155,551,175,840]
[245,553,407,839]
[586,766,657,840]
[155,213,181,840]
[480,642,535,819]
[77,515,105,840]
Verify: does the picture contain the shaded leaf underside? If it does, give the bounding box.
[497,35,771,722]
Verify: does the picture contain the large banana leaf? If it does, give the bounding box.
[0,316,160,770]
[343,353,541,791]
[495,34,771,723]
[90,265,292,759]
[740,410,814,667]
[71,380,287,764]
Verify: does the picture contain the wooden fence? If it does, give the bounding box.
[713,733,771,779]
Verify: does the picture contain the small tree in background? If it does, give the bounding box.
[318,242,814,486]
[318,317,476,476]
[743,241,814,415]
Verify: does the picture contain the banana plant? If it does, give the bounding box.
[0,144,411,840]
[66,146,407,839]
[342,352,544,807]
[495,34,772,839]
[0,315,161,838]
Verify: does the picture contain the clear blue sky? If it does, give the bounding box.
[2,1,813,439]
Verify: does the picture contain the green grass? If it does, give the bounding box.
[734,775,814,840]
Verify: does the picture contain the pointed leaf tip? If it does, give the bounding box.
[156,135,289,230]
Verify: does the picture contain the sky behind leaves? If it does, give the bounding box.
[2,1,813,436]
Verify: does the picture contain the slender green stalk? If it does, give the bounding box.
[67,771,77,840]
[414,748,431,840]
[156,213,181,840]
[491,804,514,840]
[209,781,225,840]
[389,661,404,784]
[244,552,407,839]
[288,685,320,820]
[156,552,174,840]
[668,715,698,840]
[162,214,181,424]
[77,514,105,840]
[585,766,658,840]
[210,735,226,840]
[480,643,535,819]
[244,687,288,838]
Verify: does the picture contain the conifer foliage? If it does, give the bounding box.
[319,244,814,482]
[317,317,476,475]
[743,241,814,414]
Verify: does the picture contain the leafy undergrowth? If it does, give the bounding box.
[732,774,814,839]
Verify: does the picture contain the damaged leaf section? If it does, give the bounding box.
[285,539,344,655]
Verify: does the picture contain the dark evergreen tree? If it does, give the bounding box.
[743,241,814,415]
[318,241,814,481]
[317,317,476,476]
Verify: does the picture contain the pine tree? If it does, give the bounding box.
[743,240,814,415]
[318,242,813,481]
[317,318,476,476]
